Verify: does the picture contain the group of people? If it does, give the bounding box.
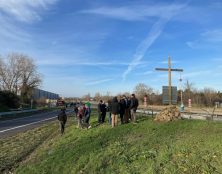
[102,94,139,128]
[74,101,91,129]
[57,101,92,135]
[57,93,139,134]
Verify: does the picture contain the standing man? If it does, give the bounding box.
[97,100,103,124]
[85,100,91,128]
[130,94,139,123]
[84,104,91,129]
[119,96,126,124]
[58,108,67,135]
[101,101,107,123]
[111,97,119,128]
[123,95,130,124]
[74,104,78,119]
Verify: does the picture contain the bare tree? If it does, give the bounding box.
[94,92,101,101]
[102,91,113,102]
[0,53,25,92]
[183,80,195,106]
[0,57,4,90]
[134,83,153,102]
[184,80,194,98]
[0,53,42,103]
[82,93,91,100]
[122,92,131,97]
[202,87,217,106]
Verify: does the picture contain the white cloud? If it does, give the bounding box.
[0,0,59,45]
[36,58,149,66]
[85,78,113,86]
[0,0,58,23]
[160,60,180,64]
[137,71,153,76]
[0,14,31,42]
[183,70,212,78]
[187,29,222,49]
[201,30,222,42]
[81,4,186,21]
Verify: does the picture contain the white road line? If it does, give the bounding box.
[0,111,59,123]
[0,116,56,133]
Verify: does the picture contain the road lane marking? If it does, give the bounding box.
[0,111,59,123]
[0,116,56,133]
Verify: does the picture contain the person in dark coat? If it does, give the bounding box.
[74,105,78,119]
[97,100,103,123]
[84,104,91,129]
[101,101,107,123]
[130,94,139,123]
[111,96,120,128]
[123,95,130,123]
[58,108,67,134]
[119,96,126,124]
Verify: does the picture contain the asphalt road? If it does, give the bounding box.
[0,109,73,138]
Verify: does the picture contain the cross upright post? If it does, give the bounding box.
[155,56,183,105]
[168,57,172,105]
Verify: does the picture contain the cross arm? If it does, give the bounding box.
[155,68,183,72]
[171,69,183,72]
[155,68,168,71]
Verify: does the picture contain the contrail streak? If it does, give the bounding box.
[122,18,169,81]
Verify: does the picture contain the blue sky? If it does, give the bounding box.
[0,0,222,97]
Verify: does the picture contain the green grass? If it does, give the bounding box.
[3,111,222,174]
[0,122,59,173]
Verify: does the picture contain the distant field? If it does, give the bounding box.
[2,110,222,174]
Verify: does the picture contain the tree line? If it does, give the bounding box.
[83,82,222,108]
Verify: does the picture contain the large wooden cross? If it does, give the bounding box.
[155,56,183,105]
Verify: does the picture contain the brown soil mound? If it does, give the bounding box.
[154,106,181,122]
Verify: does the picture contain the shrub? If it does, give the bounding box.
[0,90,20,110]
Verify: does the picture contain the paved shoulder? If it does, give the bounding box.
[0,110,69,138]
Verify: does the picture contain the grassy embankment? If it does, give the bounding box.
[1,110,222,174]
